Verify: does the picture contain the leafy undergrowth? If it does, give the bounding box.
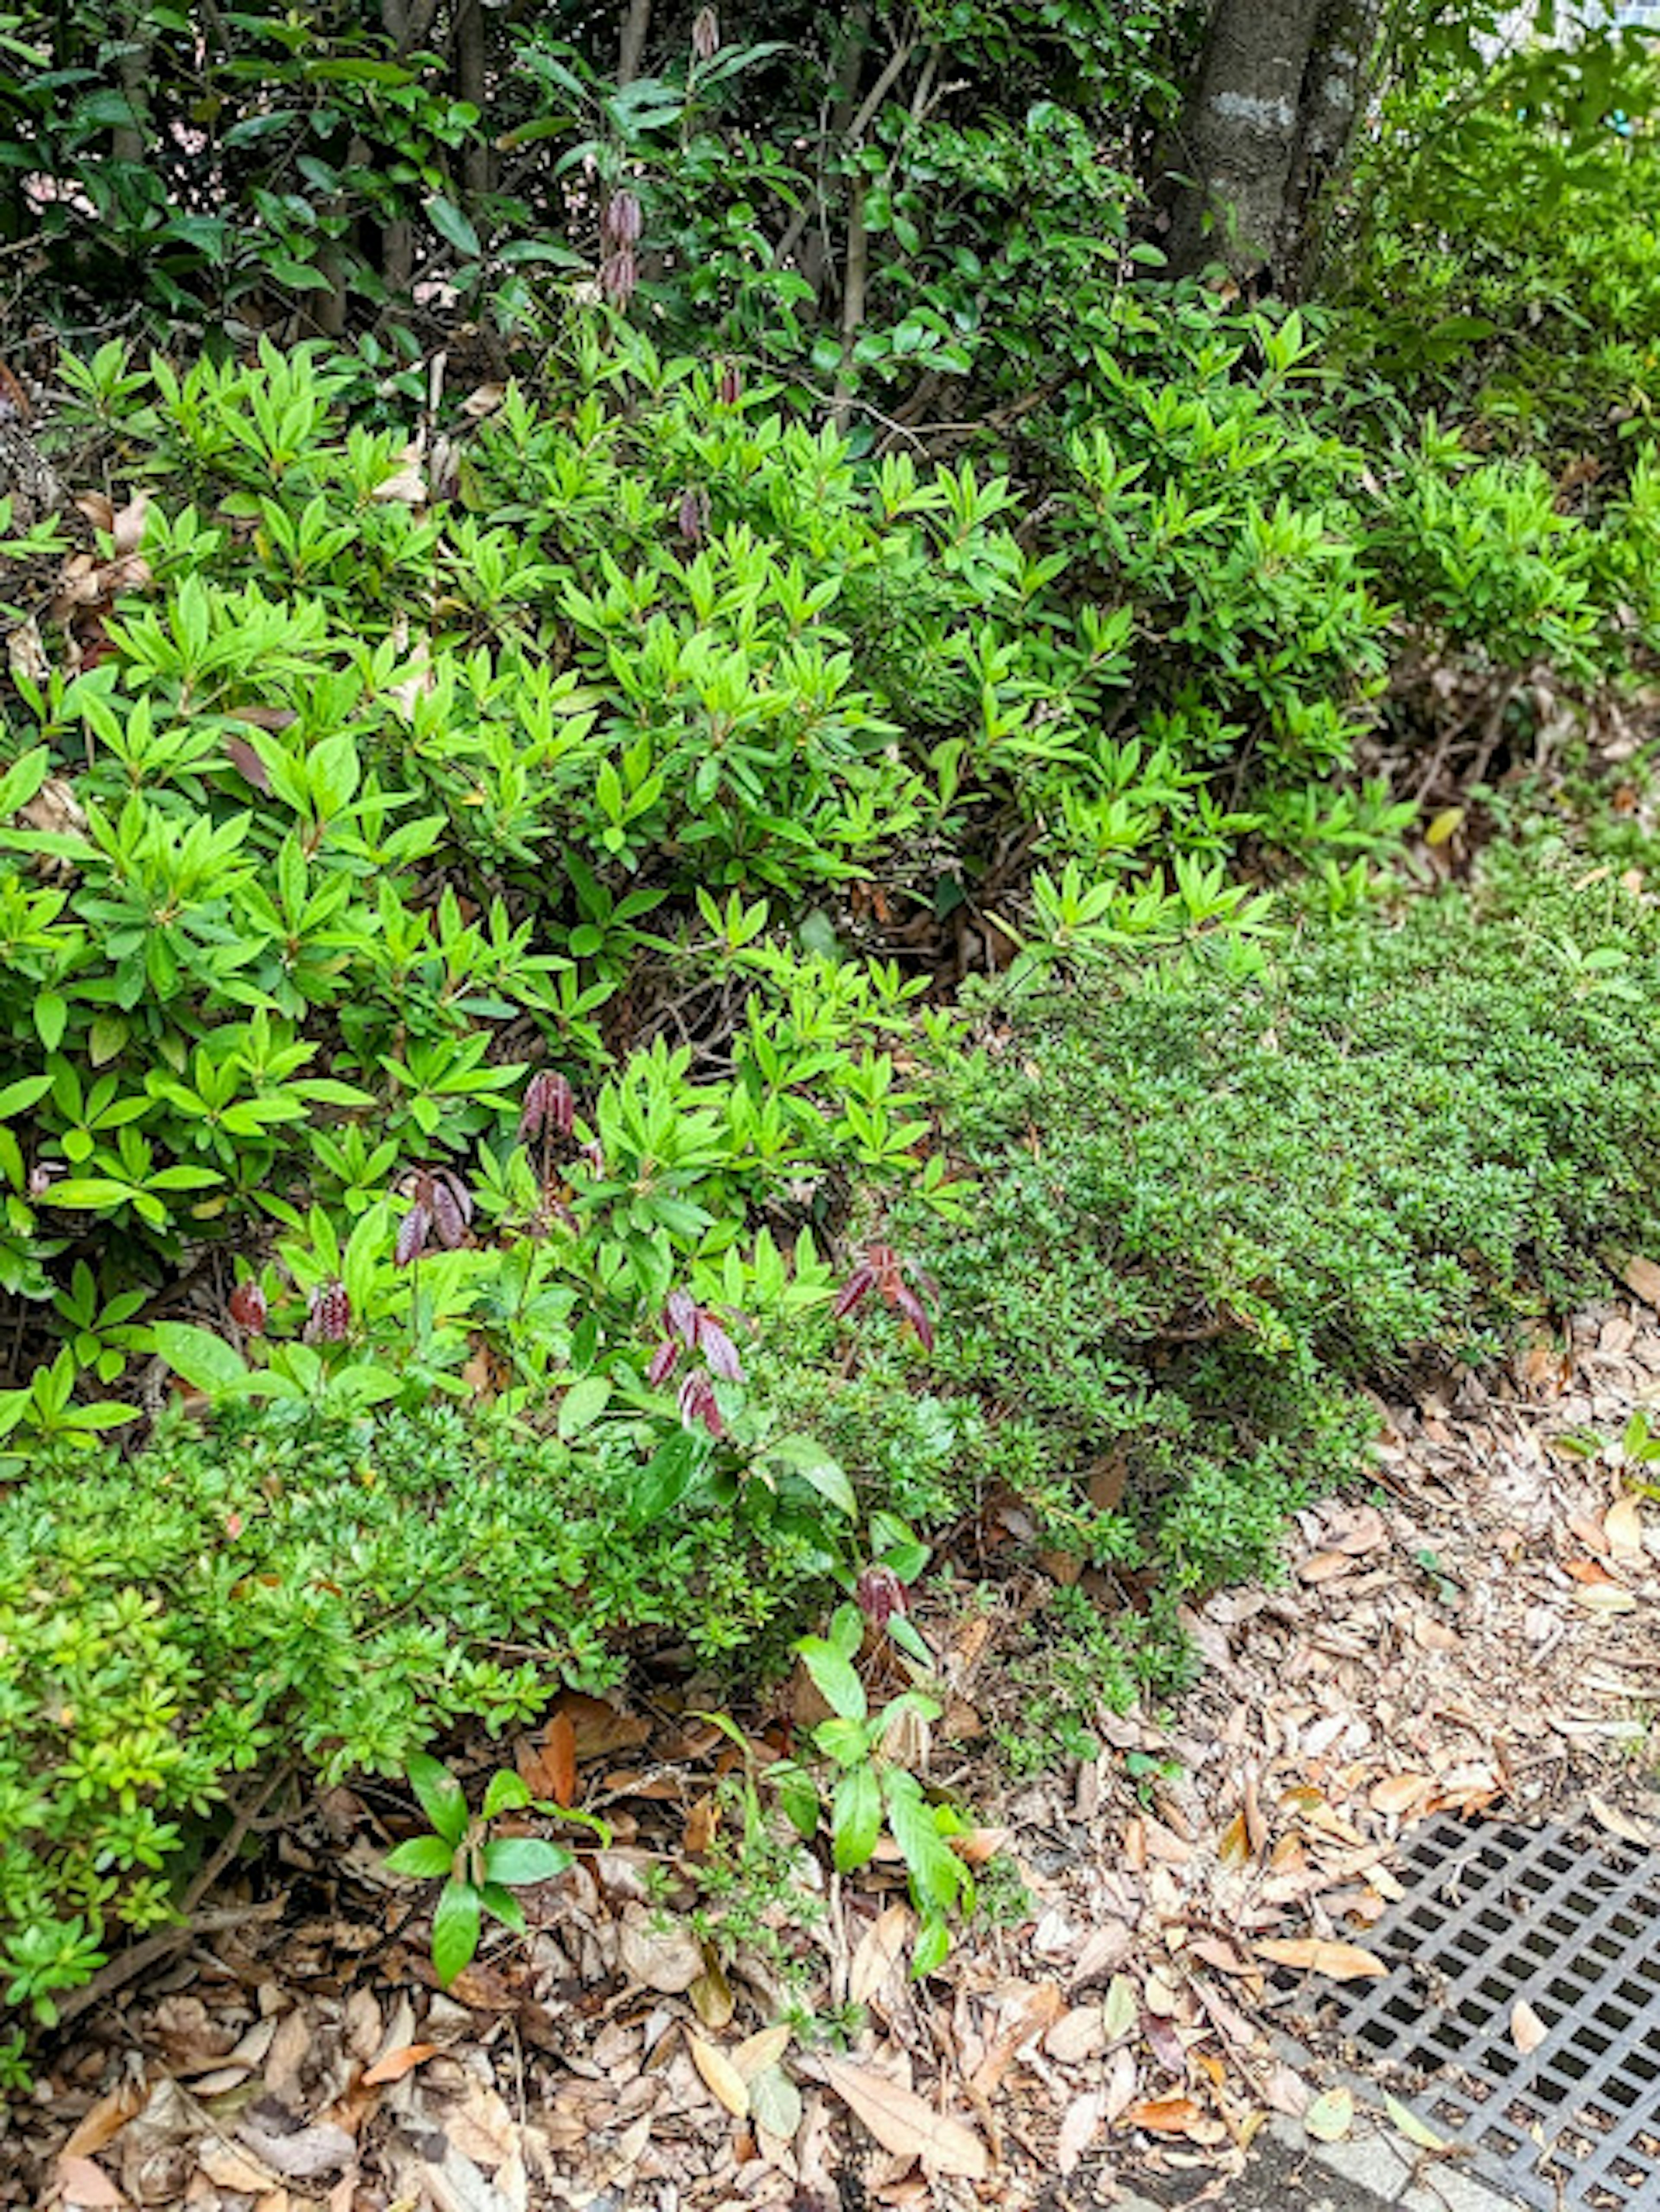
[10,842,1660,2045]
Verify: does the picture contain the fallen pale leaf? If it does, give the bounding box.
[819,2057,988,2178]
[55,2157,124,2209]
[1102,2044,1140,2123]
[1604,1495,1646,1563]
[1102,1973,1139,2042]
[732,2023,793,2083]
[1617,1253,1660,1309]
[1385,2094,1448,2151]
[1426,806,1465,847]
[1256,1938,1387,1981]
[1299,1550,1353,1583]
[1304,2087,1354,2142]
[1587,1793,1655,1845]
[362,2041,438,2085]
[1046,2004,1106,2064]
[1511,2000,1548,2054]
[1369,1773,1431,1816]
[1055,2088,1104,2176]
[689,2033,750,2119]
[1571,1584,1638,1612]
[848,1902,913,2007]
[749,2064,803,2144]
[197,2141,281,2192]
[618,1904,704,1994]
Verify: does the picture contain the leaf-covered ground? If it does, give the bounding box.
[9,1278,1660,2212]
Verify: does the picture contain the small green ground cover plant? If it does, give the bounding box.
[753,848,1660,1752]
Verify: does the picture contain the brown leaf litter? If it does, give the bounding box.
[5,1295,1658,2212]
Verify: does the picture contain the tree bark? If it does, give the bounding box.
[1162,0,1326,283]
[619,0,652,86]
[1283,0,1384,287]
[455,0,492,200]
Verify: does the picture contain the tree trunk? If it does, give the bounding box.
[1163,0,1328,284]
[1283,0,1384,288]
[455,0,492,200]
[619,0,652,86]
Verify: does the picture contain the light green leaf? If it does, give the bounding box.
[406,1751,469,1846]
[831,1764,882,1874]
[431,1879,482,1986]
[150,1321,248,1395]
[385,1834,456,1880]
[481,1837,573,1887]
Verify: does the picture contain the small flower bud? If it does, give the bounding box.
[228,1279,268,1334]
[306,1280,351,1343]
[856,1563,909,1628]
[691,6,720,61]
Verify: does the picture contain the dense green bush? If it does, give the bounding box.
[755,849,1660,1672]
[1338,38,1660,457]
[0,1395,887,2026]
[0,326,1433,1445]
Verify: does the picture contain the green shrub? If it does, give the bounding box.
[0,1390,883,2024]
[756,852,1660,1693]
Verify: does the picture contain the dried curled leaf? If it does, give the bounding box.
[819,2056,988,2178]
[1255,1937,1388,1981]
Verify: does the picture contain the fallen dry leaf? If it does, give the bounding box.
[618,1903,704,1994]
[1587,1793,1656,1845]
[1369,1772,1431,1816]
[362,2041,438,2086]
[1045,2005,1106,2065]
[1571,1584,1638,1612]
[61,2081,146,2160]
[750,2065,803,2145]
[819,2057,989,2179]
[689,2033,750,2119]
[1385,2094,1448,2151]
[732,2023,793,2084]
[1299,1550,1353,1583]
[1120,2094,1205,2136]
[1604,1495,1646,1563]
[55,2157,125,2209]
[1102,1973,1139,2043]
[1055,2089,1104,2176]
[849,1902,913,2007]
[1616,1253,1660,1309]
[1255,1937,1388,1981]
[1511,2000,1548,2054]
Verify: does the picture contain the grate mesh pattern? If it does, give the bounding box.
[1303,1814,1660,2210]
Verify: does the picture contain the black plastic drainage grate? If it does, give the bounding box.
[1302,1813,1660,2210]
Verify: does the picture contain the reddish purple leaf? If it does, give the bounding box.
[395,1202,431,1267]
[664,1288,700,1347]
[696,1314,742,1382]
[893,1281,935,1352]
[430,1176,469,1250]
[833,1267,875,1321]
[223,734,271,792]
[647,1337,680,1388]
[678,1369,724,1439]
